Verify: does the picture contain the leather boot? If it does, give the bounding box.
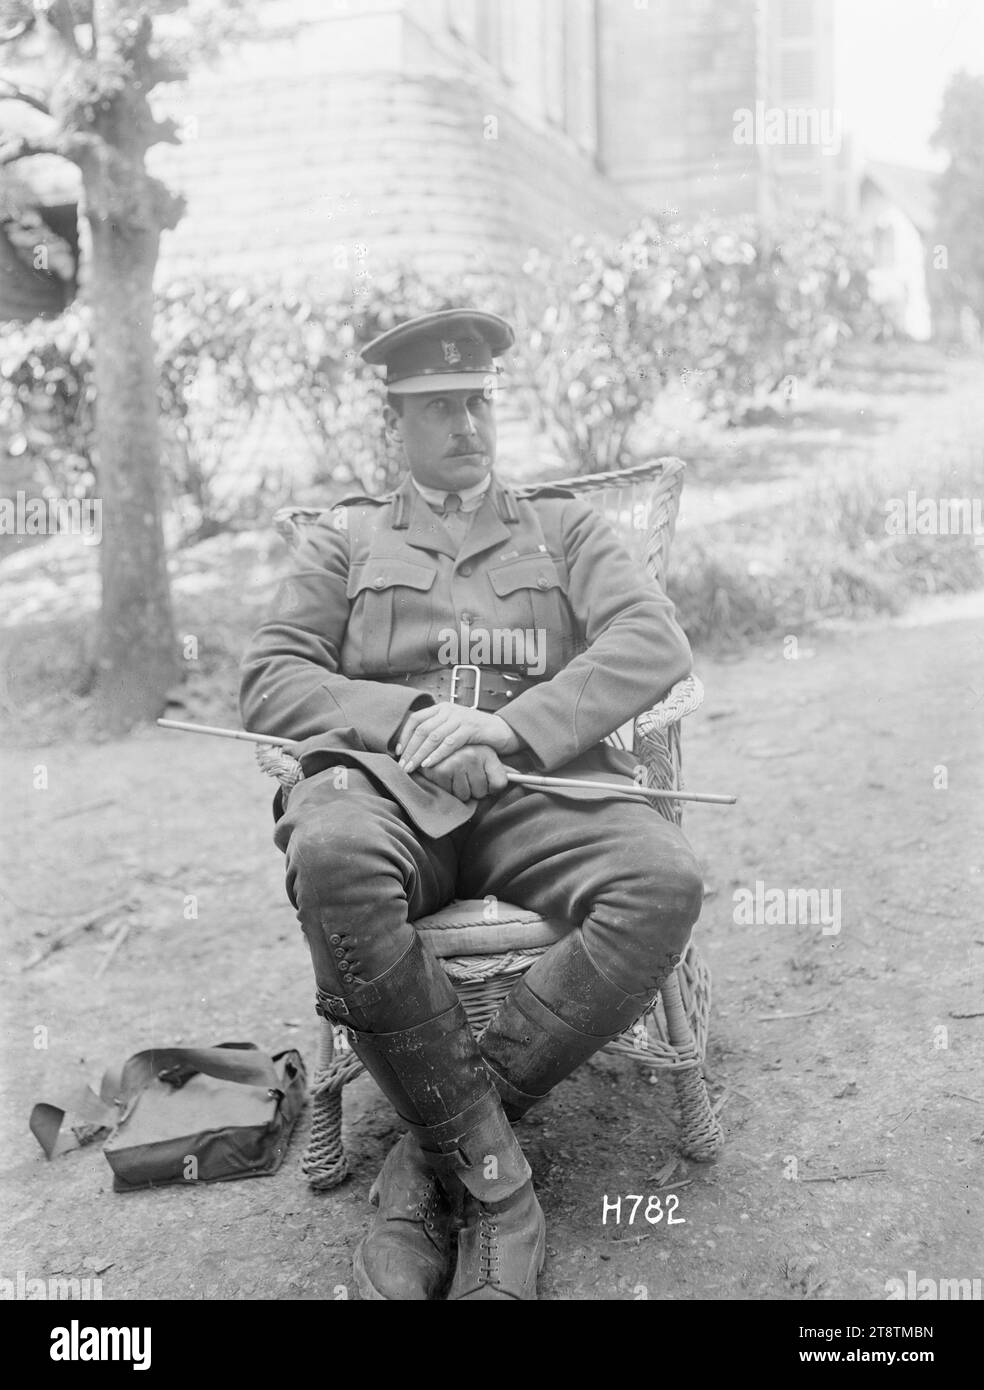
[353,1133,455,1301]
[352,1005,546,1301]
[446,1181,546,1301]
[351,1007,531,1203]
[480,928,671,1119]
[321,936,531,1202]
[316,935,536,1287]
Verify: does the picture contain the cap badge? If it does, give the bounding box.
[441,339,462,366]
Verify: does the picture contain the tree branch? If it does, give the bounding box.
[143,50,189,90]
[0,18,34,46]
[0,130,98,168]
[148,175,185,231]
[0,135,62,165]
[0,80,51,114]
[42,0,83,57]
[145,115,182,148]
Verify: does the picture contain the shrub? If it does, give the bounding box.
[511,213,892,473]
[0,307,94,496]
[0,213,893,540]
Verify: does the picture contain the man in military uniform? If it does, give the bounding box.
[240,309,704,1300]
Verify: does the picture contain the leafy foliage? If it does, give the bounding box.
[930,70,984,330]
[511,214,888,470]
[0,307,95,500]
[0,213,891,542]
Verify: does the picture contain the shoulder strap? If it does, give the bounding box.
[330,495,393,560]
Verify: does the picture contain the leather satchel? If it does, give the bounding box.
[31,1042,306,1191]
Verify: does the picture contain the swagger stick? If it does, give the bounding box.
[158,719,294,748]
[156,719,737,806]
[504,771,735,806]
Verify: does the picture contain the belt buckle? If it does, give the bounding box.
[450,663,481,709]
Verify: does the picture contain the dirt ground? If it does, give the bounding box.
[1,592,982,1301]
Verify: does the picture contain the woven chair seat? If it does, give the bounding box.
[415,899,566,957]
[413,897,712,1063]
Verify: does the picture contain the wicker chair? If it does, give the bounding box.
[257,457,724,1190]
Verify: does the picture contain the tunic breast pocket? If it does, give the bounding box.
[487,555,572,649]
[346,557,438,671]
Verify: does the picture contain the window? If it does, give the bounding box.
[779,48,816,102]
[542,0,566,126]
[564,0,597,155]
[447,0,479,47]
[447,0,496,65]
[500,0,520,81]
[779,0,816,40]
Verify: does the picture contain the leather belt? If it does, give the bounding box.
[375,665,542,712]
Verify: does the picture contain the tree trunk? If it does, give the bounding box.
[1,3,191,733]
[87,201,179,733]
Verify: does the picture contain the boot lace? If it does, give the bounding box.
[411,1175,443,1236]
[477,1206,501,1287]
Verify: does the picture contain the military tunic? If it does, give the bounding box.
[240,473,693,838]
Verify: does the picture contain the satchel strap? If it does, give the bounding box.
[31,1043,289,1162]
[102,1043,281,1108]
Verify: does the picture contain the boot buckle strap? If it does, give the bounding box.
[314,968,397,1022]
[315,989,350,1022]
[408,1088,502,1154]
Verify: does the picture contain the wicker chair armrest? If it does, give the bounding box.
[635,673,704,737]
[631,675,703,819]
[256,743,304,790]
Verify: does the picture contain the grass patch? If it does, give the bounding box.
[671,446,984,648]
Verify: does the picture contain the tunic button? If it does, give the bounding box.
[329,935,341,945]
[343,974,355,983]
[374,577,385,588]
[537,576,549,589]
[339,961,351,971]
[459,565,472,577]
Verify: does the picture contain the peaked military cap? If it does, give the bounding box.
[361,309,515,394]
